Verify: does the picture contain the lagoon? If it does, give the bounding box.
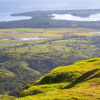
[0,13,32,22]
[51,13,100,21]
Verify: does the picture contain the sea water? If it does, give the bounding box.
[51,13,100,21]
[0,13,32,22]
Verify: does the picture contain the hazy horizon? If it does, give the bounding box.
[0,0,100,22]
[0,0,100,14]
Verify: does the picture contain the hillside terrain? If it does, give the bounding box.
[15,57,100,100]
[1,9,100,29]
[0,28,100,99]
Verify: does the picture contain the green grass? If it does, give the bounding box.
[36,58,100,85]
[14,57,100,100]
[51,39,77,43]
[0,28,44,33]
[0,94,16,100]
[0,39,45,49]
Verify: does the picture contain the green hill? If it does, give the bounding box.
[15,57,100,100]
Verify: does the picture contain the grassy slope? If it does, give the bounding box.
[0,61,40,78]
[0,94,16,100]
[15,57,100,100]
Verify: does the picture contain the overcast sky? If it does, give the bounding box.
[0,0,100,14]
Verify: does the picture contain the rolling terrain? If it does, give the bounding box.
[0,28,100,99]
[15,57,100,100]
[1,9,100,100]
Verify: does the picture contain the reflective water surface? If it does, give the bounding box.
[51,13,100,21]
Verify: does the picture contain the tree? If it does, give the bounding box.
[21,82,33,91]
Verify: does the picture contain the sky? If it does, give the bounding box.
[0,0,100,14]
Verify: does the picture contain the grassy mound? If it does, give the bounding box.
[15,57,100,100]
[35,58,100,85]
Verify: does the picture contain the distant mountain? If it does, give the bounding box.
[1,9,100,29]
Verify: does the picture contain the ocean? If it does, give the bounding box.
[0,12,32,22]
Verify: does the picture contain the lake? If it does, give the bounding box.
[2,36,47,41]
[89,32,100,34]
